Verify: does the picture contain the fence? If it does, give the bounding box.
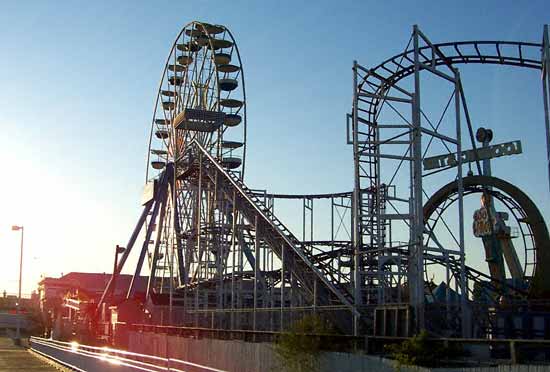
[127,331,550,372]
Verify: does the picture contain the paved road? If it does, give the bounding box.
[0,337,61,371]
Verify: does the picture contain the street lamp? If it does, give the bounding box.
[11,225,24,344]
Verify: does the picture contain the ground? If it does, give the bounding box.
[0,337,61,371]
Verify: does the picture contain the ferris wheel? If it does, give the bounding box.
[143,21,247,294]
[146,21,247,181]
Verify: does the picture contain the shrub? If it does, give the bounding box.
[274,314,334,372]
[385,330,462,368]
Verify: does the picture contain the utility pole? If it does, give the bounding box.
[11,225,24,345]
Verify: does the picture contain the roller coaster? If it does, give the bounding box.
[84,22,550,341]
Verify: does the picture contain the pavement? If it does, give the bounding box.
[0,337,62,371]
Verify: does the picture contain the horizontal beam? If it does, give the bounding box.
[420,127,458,144]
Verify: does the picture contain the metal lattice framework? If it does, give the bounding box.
[350,25,550,337]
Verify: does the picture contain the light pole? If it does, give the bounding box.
[11,225,24,344]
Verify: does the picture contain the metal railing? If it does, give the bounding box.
[30,336,226,372]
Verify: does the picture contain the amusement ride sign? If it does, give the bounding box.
[423,140,522,171]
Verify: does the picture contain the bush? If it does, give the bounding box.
[385,330,462,368]
[274,314,334,372]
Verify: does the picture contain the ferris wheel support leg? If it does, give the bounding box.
[127,191,164,299]
[168,169,186,288]
[96,199,154,315]
[173,198,186,285]
[146,194,168,300]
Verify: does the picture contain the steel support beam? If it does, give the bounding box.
[454,70,469,337]
[352,60,362,336]
[411,25,425,332]
[542,25,550,191]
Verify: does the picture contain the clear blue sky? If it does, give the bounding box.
[0,0,548,294]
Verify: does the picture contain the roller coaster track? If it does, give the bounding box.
[358,40,542,121]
